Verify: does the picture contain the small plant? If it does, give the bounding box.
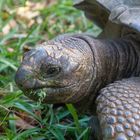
[36,90,47,105]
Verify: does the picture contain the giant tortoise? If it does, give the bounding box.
[15,0,140,139]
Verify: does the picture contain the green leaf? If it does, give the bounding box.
[77,128,90,140]
[66,104,81,134]
[13,128,40,140]
[13,101,41,121]
[49,127,65,140]
[9,113,16,134]
[0,58,17,71]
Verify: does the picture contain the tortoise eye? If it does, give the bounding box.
[46,66,60,76]
[40,65,61,79]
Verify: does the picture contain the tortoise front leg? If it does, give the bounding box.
[96,77,140,140]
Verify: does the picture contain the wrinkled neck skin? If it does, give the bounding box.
[73,34,140,114]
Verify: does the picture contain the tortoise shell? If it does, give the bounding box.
[74,0,140,36]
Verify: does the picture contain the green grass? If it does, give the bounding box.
[0,0,100,139]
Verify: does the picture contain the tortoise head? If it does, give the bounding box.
[15,35,94,103]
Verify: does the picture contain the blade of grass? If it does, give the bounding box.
[17,25,40,49]
[66,104,81,134]
[0,58,17,71]
[14,101,41,121]
[9,113,17,134]
[49,127,65,140]
[77,128,90,140]
[13,128,40,140]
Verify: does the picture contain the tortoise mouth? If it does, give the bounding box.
[24,83,77,103]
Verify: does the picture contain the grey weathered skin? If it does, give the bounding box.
[15,33,140,140]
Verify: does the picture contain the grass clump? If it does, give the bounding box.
[37,90,47,105]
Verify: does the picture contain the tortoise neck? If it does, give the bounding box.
[99,36,140,80]
[74,35,140,114]
[83,35,140,81]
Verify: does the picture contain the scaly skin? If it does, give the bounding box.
[15,34,140,140]
[96,77,140,140]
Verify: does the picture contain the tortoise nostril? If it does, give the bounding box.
[15,67,35,90]
[15,68,25,88]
